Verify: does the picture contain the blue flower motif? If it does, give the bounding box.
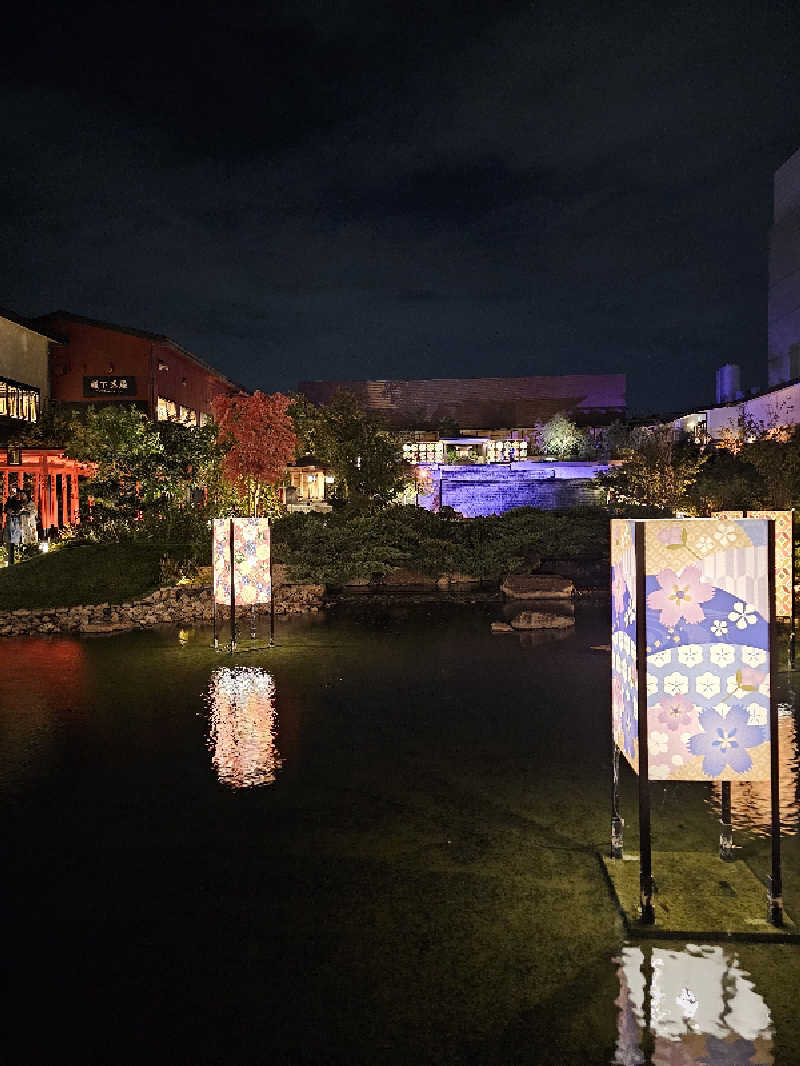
[687,705,766,777]
[622,696,638,759]
[698,1035,760,1065]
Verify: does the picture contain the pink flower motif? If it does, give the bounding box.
[655,692,696,731]
[739,667,765,688]
[657,524,683,546]
[647,566,713,627]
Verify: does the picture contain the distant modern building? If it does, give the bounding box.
[298,373,626,436]
[768,147,800,386]
[0,308,54,439]
[31,311,241,426]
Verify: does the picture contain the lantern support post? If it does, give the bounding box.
[635,522,655,924]
[268,517,275,647]
[767,520,783,926]
[719,780,733,861]
[229,518,237,653]
[611,742,623,859]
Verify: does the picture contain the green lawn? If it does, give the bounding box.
[0,542,163,609]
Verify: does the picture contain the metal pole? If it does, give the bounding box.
[635,521,655,923]
[269,517,275,647]
[229,518,237,653]
[611,742,624,859]
[767,520,783,926]
[250,604,256,641]
[790,509,796,669]
[719,780,733,860]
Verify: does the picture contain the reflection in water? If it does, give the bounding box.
[708,711,800,836]
[614,945,773,1065]
[206,667,282,789]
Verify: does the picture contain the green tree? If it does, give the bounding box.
[683,446,762,514]
[742,428,800,509]
[601,427,706,512]
[297,390,410,507]
[537,413,593,459]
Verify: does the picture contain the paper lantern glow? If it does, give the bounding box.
[612,518,772,781]
[212,518,271,606]
[713,510,793,620]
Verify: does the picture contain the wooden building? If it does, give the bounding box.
[32,311,241,425]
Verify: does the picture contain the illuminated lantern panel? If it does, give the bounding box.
[207,667,282,789]
[713,510,793,620]
[611,519,639,774]
[212,518,271,606]
[711,713,799,836]
[615,945,774,1065]
[612,518,772,782]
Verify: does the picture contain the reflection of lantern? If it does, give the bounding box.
[711,712,799,836]
[615,945,774,1065]
[207,668,282,789]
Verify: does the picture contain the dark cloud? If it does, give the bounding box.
[1,1,800,411]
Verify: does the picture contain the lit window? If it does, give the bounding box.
[157,397,178,421]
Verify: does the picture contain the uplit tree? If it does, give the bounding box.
[302,390,411,507]
[537,413,593,459]
[212,390,297,517]
[600,427,706,512]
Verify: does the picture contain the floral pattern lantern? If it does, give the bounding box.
[212,518,272,606]
[611,518,772,782]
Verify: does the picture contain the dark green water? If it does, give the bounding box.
[2,604,798,1064]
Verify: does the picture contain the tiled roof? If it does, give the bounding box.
[299,374,625,428]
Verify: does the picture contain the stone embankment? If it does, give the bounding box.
[0,578,325,637]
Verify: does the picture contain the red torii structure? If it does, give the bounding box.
[1,448,97,532]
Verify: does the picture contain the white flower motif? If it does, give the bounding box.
[663,671,689,695]
[710,619,728,638]
[714,701,732,716]
[624,603,635,626]
[747,702,768,726]
[728,601,757,629]
[646,673,658,695]
[649,730,669,755]
[694,534,714,555]
[714,522,737,545]
[680,731,692,746]
[650,764,671,779]
[741,646,767,668]
[709,643,735,668]
[696,671,721,699]
[649,649,672,668]
[677,645,703,668]
[671,754,685,766]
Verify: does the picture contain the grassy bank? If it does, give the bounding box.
[0,542,163,610]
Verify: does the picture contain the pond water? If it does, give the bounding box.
[2,604,798,1064]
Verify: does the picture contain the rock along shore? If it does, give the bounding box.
[0,574,325,637]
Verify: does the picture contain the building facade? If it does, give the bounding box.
[768,147,800,386]
[298,374,626,432]
[32,311,240,425]
[0,309,52,439]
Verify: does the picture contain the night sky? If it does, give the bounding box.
[3,1,800,413]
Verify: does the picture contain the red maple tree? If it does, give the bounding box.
[211,390,297,515]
